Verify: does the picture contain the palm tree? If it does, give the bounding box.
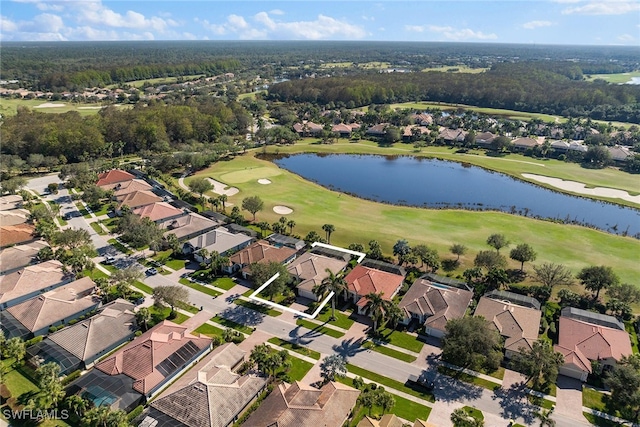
[136,307,151,331]
[313,269,347,321]
[322,224,335,243]
[256,221,270,238]
[364,292,387,333]
[384,301,404,330]
[286,220,296,235]
[209,197,220,212]
[218,194,228,211]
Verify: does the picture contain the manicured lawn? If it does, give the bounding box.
[528,394,555,410]
[235,299,281,317]
[583,387,608,413]
[176,301,200,314]
[2,360,38,397]
[212,277,237,291]
[585,71,640,84]
[438,366,501,391]
[243,288,255,297]
[373,328,424,353]
[0,98,109,116]
[287,357,314,382]
[172,312,189,324]
[194,323,225,338]
[296,318,345,339]
[179,278,222,297]
[626,321,639,354]
[165,257,187,271]
[91,204,111,216]
[461,406,484,421]
[362,341,417,363]
[346,364,435,403]
[84,268,109,280]
[131,280,153,294]
[267,337,321,360]
[583,412,624,427]
[107,238,132,254]
[211,316,254,335]
[527,379,557,397]
[188,152,640,284]
[315,308,355,330]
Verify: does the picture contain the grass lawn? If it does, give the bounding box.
[362,341,417,363]
[438,366,501,391]
[315,308,355,330]
[84,268,109,280]
[243,288,255,297]
[296,318,345,339]
[346,364,435,403]
[107,238,132,255]
[373,328,424,354]
[626,321,639,354]
[234,299,282,317]
[89,221,107,235]
[91,204,111,216]
[188,152,640,284]
[585,71,640,84]
[583,387,608,413]
[461,406,484,421]
[179,278,223,297]
[212,277,237,290]
[74,201,90,217]
[286,356,314,382]
[527,379,557,397]
[131,280,153,294]
[528,394,555,410]
[480,366,505,380]
[210,316,255,335]
[267,337,321,360]
[172,311,189,324]
[194,323,225,338]
[165,257,187,271]
[0,98,109,116]
[1,360,38,397]
[583,412,625,427]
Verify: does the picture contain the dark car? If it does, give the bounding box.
[407,374,435,391]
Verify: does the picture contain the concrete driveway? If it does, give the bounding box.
[555,375,585,419]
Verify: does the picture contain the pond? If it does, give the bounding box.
[273,154,640,237]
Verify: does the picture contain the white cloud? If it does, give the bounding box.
[562,1,640,15]
[617,33,635,41]
[428,25,497,41]
[1,15,19,32]
[72,0,177,32]
[405,25,427,32]
[269,9,284,15]
[202,12,367,40]
[523,20,553,29]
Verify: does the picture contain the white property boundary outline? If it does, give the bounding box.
[248,242,366,319]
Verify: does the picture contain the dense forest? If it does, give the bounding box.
[268,62,640,123]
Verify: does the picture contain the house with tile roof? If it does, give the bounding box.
[96,169,136,187]
[134,202,186,223]
[1,276,100,339]
[0,259,69,309]
[116,190,163,212]
[0,240,49,275]
[345,261,406,316]
[411,113,434,126]
[475,131,496,147]
[512,137,542,151]
[227,240,297,278]
[287,249,350,301]
[266,233,305,251]
[554,307,632,381]
[365,123,390,137]
[111,179,154,197]
[358,415,434,427]
[141,343,268,427]
[67,320,212,412]
[474,290,542,358]
[0,208,29,226]
[243,381,360,427]
[183,227,254,263]
[398,275,473,338]
[0,195,23,211]
[438,127,468,144]
[0,223,36,248]
[160,213,220,241]
[293,121,323,136]
[27,299,137,375]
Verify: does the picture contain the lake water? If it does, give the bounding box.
[273,154,640,236]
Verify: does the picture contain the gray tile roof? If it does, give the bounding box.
[0,240,49,274]
[186,227,253,256]
[48,299,136,362]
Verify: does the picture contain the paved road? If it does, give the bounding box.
[27,174,594,427]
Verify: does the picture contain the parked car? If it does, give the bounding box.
[146,267,158,276]
[103,255,115,265]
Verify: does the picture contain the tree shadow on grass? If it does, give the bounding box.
[432,370,484,402]
[220,305,265,327]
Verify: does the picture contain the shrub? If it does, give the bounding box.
[61,370,82,386]
[127,405,144,421]
[25,336,43,347]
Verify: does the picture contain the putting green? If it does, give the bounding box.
[219,166,282,184]
[194,153,640,284]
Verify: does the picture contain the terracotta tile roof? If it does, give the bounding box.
[96,169,135,186]
[358,414,405,427]
[47,299,136,362]
[94,320,212,395]
[287,252,349,294]
[116,190,162,210]
[398,277,473,334]
[149,343,267,427]
[554,344,592,373]
[0,223,36,247]
[6,276,99,333]
[134,202,185,222]
[110,179,154,197]
[411,113,434,125]
[0,209,29,226]
[229,240,296,270]
[244,381,360,427]
[0,260,68,305]
[345,264,405,300]
[0,240,49,274]
[557,315,632,364]
[0,195,23,211]
[474,293,541,353]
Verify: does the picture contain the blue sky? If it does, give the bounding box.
[1,1,639,45]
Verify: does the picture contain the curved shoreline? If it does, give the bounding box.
[522,173,640,204]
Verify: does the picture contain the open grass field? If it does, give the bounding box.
[320,61,391,69]
[585,71,640,84]
[187,152,640,283]
[107,74,205,89]
[421,65,489,74]
[0,98,121,116]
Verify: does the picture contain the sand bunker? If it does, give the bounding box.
[34,103,66,108]
[273,205,293,214]
[77,106,104,110]
[206,178,239,196]
[257,178,272,185]
[522,173,640,204]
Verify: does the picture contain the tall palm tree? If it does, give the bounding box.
[322,224,335,243]
[286,220,296,235]
[364,292,387,333]
[218,194,228,211]
[313,269,347,321]
[385,301,404,330]
[256,221,270,238]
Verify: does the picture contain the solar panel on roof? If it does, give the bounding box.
[156,341,202,377]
